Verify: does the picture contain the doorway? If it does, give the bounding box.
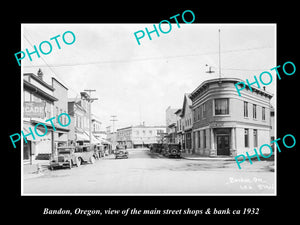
[217,135,230,156]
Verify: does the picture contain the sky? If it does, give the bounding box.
[22,23,276,131]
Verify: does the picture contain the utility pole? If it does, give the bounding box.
[110,115,118,147]
[110,115,118,133]
[218,29,221,81]
[83,89,98,146]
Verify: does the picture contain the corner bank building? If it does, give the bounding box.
[189,78,273,157]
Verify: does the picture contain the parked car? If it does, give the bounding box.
[151,143,164,153]
[49,146,79,170]
[115,149,129,159]
[162,143,181,158]
[74,145,97,165]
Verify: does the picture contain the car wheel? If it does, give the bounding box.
[89,156,95,164]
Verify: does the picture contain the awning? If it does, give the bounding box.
[22,122,50,142]
[30,118,69,132]
[100,138,111,145]
[76,132,89,141]
[76,131,102,144]
[91,135,101,144]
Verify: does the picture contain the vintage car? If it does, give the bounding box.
[74,145,97,165]
[150,143,164,153]
[115,149,129,159]
[49,146,79,170]
[162,143,181,158]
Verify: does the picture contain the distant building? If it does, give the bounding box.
[181,94,193,152]
[166,106,179,134]
[107,131,117,151]
[117,126,133,148]
[166,106,180,144]
[68,92,100,146]
[175,108,183,146]
[189,78,273,157]
[116,124,166,148]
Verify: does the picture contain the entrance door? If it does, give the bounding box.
[217,135,230,155]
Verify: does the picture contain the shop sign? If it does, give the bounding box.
[24,102,46,118]
[210,122,224,128]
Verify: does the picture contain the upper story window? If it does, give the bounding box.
[215,98,229,115]
[253,104,257,119]
[262,107,266,120]
[244,101,248,117]
[202,103,206,118]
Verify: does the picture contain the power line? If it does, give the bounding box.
[23,30,81,101]
[22,45,273,68]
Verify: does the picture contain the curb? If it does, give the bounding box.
[181,156,235,161]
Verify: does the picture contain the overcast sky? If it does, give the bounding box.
[22,23,276,130]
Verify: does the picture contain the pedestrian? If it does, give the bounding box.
[125,145,127,150]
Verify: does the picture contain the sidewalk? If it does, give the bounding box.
[23,160,49,179]
[181,153,235,161]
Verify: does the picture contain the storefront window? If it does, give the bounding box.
[215,98,229,115]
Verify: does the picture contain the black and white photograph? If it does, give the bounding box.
[3,3,299,221]
[20,23,277,195]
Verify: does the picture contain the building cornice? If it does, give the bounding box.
[24,80,58,102]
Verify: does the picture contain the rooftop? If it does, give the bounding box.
[189,77,273,100]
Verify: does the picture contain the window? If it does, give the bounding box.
[203,130,206,148]
[215,98,229,115]
[198,106,201,120]
[253,104,257,119]
[262,107,266,120]
[244,129,249,147]
[253,129,258,147]
[202,103,206,118]
[244,101,248,117]
[32,94,42,102]
[197,131,200,148]
[24,90,31,101]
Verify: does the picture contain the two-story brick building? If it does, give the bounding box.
[189,78,273,157]
[23,70,58,163]
[52,77,70,150]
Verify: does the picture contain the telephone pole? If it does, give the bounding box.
[83,89,98,146]
[218,29,221,81]
[110,115,118,133]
